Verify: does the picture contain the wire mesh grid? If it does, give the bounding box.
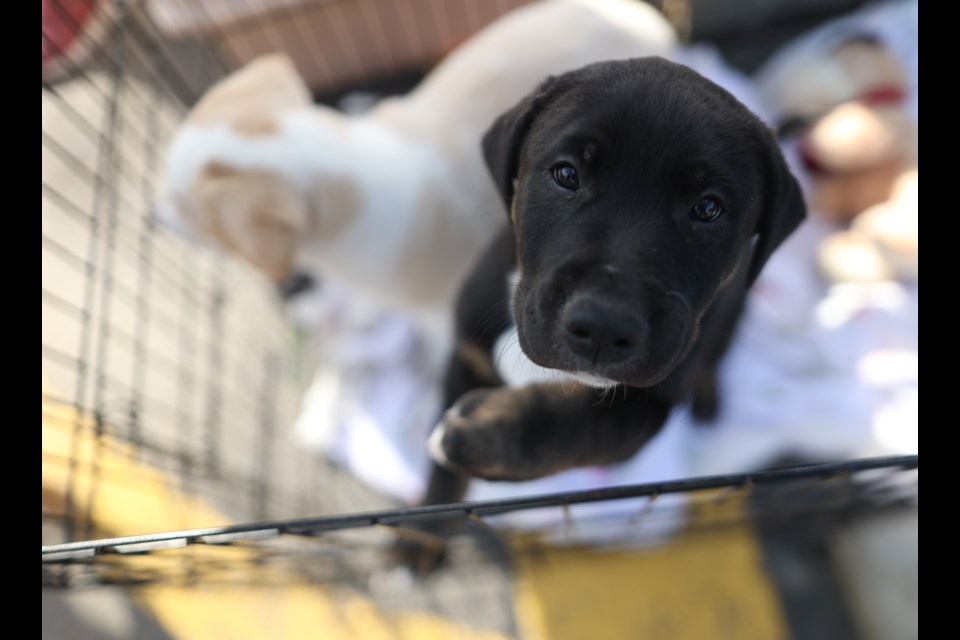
[43,455,918,588]
[42,1,917,625]
[41,0,395,554]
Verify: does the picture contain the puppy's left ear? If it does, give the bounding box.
[482,75,563,210]
[747,139,807,286]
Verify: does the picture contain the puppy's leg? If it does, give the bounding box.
[385,462,467,578]
[691,368,719,423]
[430,383,672,482]
[389,226,515,575]
[389,347,502,576]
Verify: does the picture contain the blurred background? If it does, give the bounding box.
[42,0,917,638]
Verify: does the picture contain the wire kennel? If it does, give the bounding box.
[42,1,917,638]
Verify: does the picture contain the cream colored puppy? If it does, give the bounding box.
[155,0,678,338]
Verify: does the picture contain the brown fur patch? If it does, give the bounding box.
[456,342,500,383]
[233,114,280,136]
[182,160,365,282]
[202,161,239,180]
[187,163,307,282]
[307,176,363,240]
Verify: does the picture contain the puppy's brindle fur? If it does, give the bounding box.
[402,57,805,572]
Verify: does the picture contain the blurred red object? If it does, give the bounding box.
[42,0,103,81]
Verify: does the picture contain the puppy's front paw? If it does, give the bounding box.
[427,388,540,481]
[427,389,492,474]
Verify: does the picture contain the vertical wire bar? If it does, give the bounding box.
[134,0,234,97]
[160,0,257,65]
[80,0,130,542]
[203,265,225,476]
[117,11,217,107]
[129,12,164,458]
[40,44,190,249]
[176,243,199,501]
[43,0,111,80]
[41,43,179,159]
[254,351,279,520]
[46,0,198,124]
[560,501,574,532]
[56,18,109,547]
[160,3,212,503]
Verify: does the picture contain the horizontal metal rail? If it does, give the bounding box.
[43,455,917,562]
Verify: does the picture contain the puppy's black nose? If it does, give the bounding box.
[561,296,645,364]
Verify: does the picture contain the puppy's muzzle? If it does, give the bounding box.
[561,294,647,365]
[525,280,693,388]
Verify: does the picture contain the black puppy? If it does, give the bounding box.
[405,57,805,568]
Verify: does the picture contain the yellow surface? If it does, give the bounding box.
[42,395,232,535]
[140,586,506,640]
[42,390,505,640]
[43,387,786,639]
[514,527,787,640]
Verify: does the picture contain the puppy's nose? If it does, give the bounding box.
[561,296,645,364]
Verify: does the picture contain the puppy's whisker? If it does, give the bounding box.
[507,336,525,375]
[492,329,520,374]
[594,387,612,407]
[591,386,605,406]
[512,349,525,376]
[497,344,512,373]
[558,372,567,397]
[470,304,511,344]
[473,301,508,334]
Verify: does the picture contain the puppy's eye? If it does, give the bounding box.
[552,163,580,190]
[690,196,724,222]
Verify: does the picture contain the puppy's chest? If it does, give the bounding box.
[491,324,557,387]
[487,270,611,390]
[490,269,547,386]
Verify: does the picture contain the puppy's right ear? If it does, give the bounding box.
[194,164,307,283]
[746,138,808,287]
[482,76,560,210]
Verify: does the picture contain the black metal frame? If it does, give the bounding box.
[43,455,918,588]
[44,454,918,560]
